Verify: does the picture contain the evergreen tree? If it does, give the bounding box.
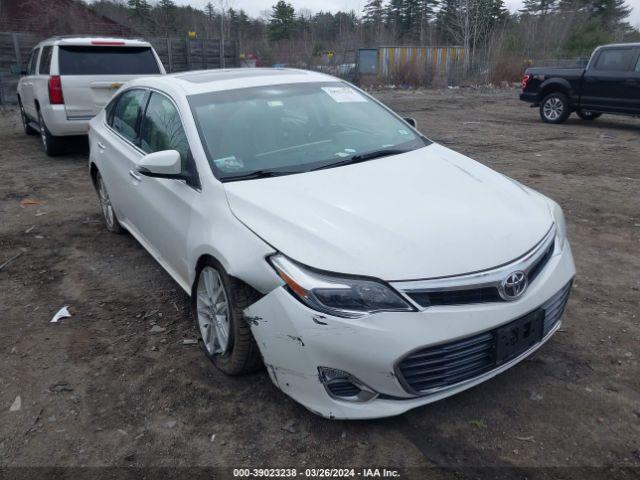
[520,0,558,15]
[127,0,151,19]
[204,1,215,21]
[267,1,296,41]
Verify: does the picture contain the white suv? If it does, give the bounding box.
[17,36,165,156]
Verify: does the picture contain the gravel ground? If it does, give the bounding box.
[0,88,639,478]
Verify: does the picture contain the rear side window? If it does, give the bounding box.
[38,46,53,75]
[110,89,146,143]
[594,48,635,71]
[26,49,39,75]
[58,46,161,75]
[139,92,190,170]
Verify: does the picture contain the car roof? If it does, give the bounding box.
[597,42,640,49]
[38,36,151,48]
[127,68,342,96]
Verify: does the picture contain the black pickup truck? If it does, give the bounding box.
[520,43,640,123]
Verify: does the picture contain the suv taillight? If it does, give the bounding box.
[521,74,531,90]
[48,75,64,104]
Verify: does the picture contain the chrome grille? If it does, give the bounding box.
[397,281,572,395]
[393,227,557,308]
[542,280,572,335]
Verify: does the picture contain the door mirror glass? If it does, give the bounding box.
[404,117,417,128]
[138,150,182,177]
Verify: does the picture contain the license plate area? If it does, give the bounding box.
[495,310,544,365]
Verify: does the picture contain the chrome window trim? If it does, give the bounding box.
[391,225,556,310]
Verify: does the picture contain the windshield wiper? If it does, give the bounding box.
[310,148,410,172]
[221,169,299,182]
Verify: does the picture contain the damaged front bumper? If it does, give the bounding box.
[244,243,575,420]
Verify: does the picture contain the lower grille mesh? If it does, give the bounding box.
[398,281,573,394]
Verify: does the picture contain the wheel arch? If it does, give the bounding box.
[192,253,264,302]
[537,79,572,102]
[89,162,99,190]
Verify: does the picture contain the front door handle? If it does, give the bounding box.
[129,169,141,181]
[97,142,106,150]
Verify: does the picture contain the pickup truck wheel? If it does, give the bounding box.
[19,101,37,135]
[540,93,570,124]
[577,110,602,121]
[192,261,263,376]
[37,110,65,156]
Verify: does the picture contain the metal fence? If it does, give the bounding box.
[358,46,467,87]
[0,31,238,104]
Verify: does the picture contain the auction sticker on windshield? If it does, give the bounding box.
[321,86,367,103]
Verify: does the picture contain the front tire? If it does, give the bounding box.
[540,93,570,124]
[577,110,602,121]
[37,110,65,156]
[192,260,262,375]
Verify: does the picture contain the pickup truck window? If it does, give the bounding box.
[594,48,635,71]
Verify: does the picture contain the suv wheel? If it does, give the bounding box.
[192,260,262,375]
[37,110,65,156]
[540,93,570,124]
[577,110,602,121]
[19,101,37,135]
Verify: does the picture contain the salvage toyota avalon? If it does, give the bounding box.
[88,69,575,419]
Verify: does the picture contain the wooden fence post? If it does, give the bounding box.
[185,36,191,71]
[166,37,173,73]
[12,32,21,66]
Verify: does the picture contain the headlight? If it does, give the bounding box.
[269,254,414,318]
[549,200,567,248]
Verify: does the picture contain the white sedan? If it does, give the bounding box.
[88,69,575,419]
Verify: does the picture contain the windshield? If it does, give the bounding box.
[188,82,429,181]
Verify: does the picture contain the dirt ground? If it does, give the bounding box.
[1,88,639,478]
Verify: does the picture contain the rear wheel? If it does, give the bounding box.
[96,171,123,234]
[19,100,37,135]
[577,110,602,121]
[192,260,262,375]
[37,110,65,156]
[540,93,570,124]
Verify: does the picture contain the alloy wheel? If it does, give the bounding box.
[196,267,231,356]
[97,176,115,230]
[20,105,27,131]
[38,113,47,150]
[543,98,563,121]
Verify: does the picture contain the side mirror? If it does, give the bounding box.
[137,150,183,179]
[404,117,417,129]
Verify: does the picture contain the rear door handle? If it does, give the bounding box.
[97,142,106,150]
[129,169,141,181]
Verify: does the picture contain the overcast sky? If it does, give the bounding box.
[168,0,640,26]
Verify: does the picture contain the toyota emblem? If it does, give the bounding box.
[500,271,528,300]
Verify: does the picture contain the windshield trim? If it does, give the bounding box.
[187,81,432,182]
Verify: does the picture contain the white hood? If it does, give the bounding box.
[223,143,553,281]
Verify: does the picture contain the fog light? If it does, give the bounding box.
[318,367,378,402]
